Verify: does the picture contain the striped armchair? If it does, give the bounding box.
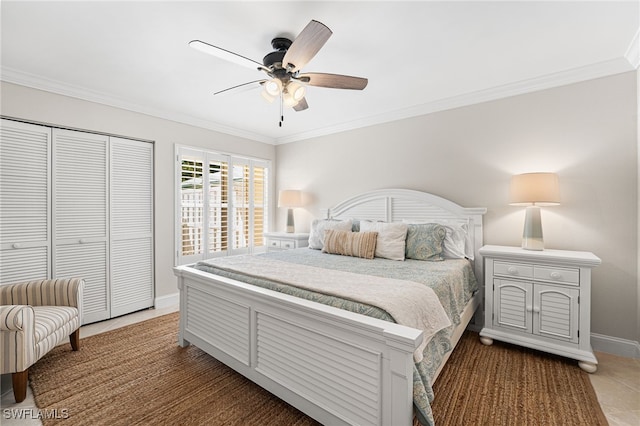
[0,278,84,403]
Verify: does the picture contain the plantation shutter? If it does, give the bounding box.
[207,155,229,257]
[0,119,51,283]
[252,161,268,249]
[230,159,250,254]
[53,128,110,324]
[176,146,270,265]
[110,137,154,317]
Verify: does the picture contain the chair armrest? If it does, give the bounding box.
[0,279,85,310]
[0,305,36,374]
[0,305,34,331]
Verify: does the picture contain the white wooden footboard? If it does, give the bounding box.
[174,265,423,426]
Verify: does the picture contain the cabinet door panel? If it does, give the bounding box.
[534,284,579,343]
[494,279,532,333]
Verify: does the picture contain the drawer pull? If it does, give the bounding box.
[526,305,533,312]
[79,239,86,244]
[533,306,540,313]
[507,266,518,275]
[550,272,562,279]
[12,243,22,249]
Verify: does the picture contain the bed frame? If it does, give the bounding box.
[174,189,486,426]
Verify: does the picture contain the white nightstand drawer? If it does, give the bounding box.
[268,240,282,249]
[280,240,295,250]
[264,232,309,252]
[494,261,533,279]
[534,266,579,285]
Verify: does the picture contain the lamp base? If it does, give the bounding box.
[286,208,295,233]
[522,205,544,251]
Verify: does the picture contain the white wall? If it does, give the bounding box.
[276,72,638,343]
[0,81,276,302]
[2,72,637,348]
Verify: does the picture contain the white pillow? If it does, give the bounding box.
[403,219,472,260]
[359,221,408,261]
[308,219,353,249]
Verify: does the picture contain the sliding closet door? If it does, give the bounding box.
[0,119,51,284]
[110,137,154,317]
[53,129,109,324]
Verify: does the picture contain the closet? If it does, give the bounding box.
[0,119,154,324]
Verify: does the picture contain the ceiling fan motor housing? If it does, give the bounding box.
[263,37,292,67]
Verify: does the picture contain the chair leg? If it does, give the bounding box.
[69,329,80,351]
[12,370,28,403]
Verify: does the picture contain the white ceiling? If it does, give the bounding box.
[1,1,638,145]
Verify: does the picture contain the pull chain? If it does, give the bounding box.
[279,94,284,127]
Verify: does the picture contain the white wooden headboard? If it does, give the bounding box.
[328,188,487,284]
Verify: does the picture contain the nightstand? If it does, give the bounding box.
[264,232,309,251]
[479,245,601,372]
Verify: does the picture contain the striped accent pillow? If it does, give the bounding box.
[322,229,378,259]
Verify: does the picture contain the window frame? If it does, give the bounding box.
[175,145,270,266]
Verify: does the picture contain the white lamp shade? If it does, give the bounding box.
[265,79,282,96]
[278,189,303,208]
[509,172,560,206]
[288,82,306,101]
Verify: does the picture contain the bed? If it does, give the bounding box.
[173,189,487,426]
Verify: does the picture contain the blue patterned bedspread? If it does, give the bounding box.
[193,248,478,426]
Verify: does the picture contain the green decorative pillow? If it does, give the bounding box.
[322,229,378,259]
[405,223,446,261]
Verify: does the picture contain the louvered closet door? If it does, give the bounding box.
[0,119,51,283]
[53,129,109,324]
[110,137,154,317]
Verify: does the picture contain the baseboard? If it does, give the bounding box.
[591,333,640,359]
[154,292,179,309]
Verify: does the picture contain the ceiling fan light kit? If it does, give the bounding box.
[190,19,368,126]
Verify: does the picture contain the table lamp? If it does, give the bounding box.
[509,172,560,250]
[278,189,303,233]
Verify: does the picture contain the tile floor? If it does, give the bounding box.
[1,306,638,425]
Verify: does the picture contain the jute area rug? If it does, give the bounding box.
[29,312,608,426]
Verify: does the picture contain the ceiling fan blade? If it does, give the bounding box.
[297,73,368,90]
[282,20,332,72]
[214,79,266,95]
[293,97,309,111]
[189,40,268,72]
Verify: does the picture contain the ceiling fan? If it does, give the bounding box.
[189,20,368,126]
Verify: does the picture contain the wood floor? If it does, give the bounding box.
[1,305,638,425]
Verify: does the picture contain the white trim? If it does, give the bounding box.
[273,58,634,144]
[2,57,634,146]
[0,67,273,144]
[154,292,180,309]
[591,333,640,359]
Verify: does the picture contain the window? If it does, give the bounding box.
[176,146,270,265]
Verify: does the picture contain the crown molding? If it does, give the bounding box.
[2,57,634,147]
[0,67,276,144]
[273,57,635,145]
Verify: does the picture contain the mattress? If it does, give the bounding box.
[193,248,478,426]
